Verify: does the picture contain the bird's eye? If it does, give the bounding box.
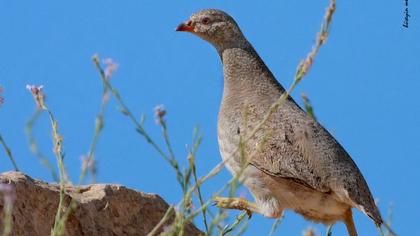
[202,17,210,25]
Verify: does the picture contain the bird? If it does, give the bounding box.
[176,9,382,236]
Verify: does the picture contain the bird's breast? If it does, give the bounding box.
[217,108,242,174]
[217,99,271,174]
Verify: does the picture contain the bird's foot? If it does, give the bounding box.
[213,196,258,218]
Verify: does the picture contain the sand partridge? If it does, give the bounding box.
[176,9,382,236]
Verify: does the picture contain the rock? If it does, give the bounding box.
[0,171,202,236]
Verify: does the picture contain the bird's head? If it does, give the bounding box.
[176,9,248,52]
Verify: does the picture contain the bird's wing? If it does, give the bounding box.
[249,105,335,192]
[248,100,383,224]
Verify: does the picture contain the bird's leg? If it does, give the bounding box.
[343,209,358,236]
[213,196,260,218]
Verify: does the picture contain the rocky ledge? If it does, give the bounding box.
[0,171,202,236]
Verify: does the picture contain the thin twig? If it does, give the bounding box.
[221,212,247,236]
[301,93,317,120]
[92,55,169,161]
[26,85,70,236]
[268,216,283,236]
[25,109,58,181]
[188,128,209,233]
[0,184,15,236]
[146,206,175,236]
[326,224,333,236]
[46,109,67,236]
[0,134,19,171]
[79,84,109,184]
[159,117,185,191]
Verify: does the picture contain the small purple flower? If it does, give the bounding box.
[154,105,166,124]
[26,84,45,109]
[26,84,44,94]
[103,58,119,78]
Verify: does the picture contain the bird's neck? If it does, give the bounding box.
[219,45,286,104]
[214,37,252,57]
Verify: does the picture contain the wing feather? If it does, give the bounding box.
[248,99,382,223]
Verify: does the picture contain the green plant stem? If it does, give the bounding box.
[0,134,19,171]
[326,224,333,236]
[25,109,58,181]
[0,186,14,236]
[188,128,208,233]
[147,206,175,236]
[301,93,317,120]
[1,204,13,236]
[221,212,247,236]
[45,109,67,236]
[190,157,209,232]
[159,119,186,192]
[92,56,168,161]
[268,217,283,236]
[79,85,108,184]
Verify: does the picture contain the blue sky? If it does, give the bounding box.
[0,1,418,235]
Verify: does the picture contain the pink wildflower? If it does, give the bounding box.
[103,58,119,78]
[26,84,45,109]
[154,105,166,124]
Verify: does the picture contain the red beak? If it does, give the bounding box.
[175,20,194,32]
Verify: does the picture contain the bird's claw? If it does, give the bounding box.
[212,196,227,208]
[245,209,253,219]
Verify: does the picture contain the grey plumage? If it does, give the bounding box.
[177,9,382,235]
